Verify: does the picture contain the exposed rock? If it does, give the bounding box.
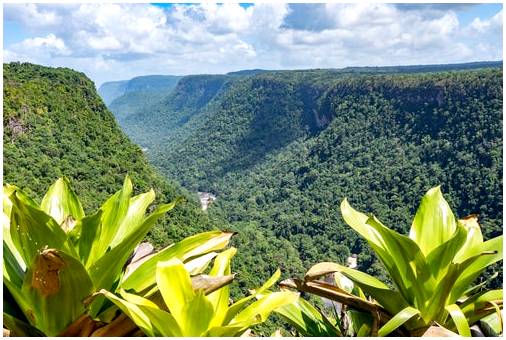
[198,192,216,211]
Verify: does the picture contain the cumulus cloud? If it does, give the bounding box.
[4,3,63,28]
[3,3,502,86]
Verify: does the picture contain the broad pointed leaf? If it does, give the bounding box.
[207,247,236,327]
[110,190,156,248]
[9,191,74,264]
[409,186,457,255]
[450,235,503,302]
[40,177,84,227]
[425,223,467,281]
[120,231,234,292]
[185,251,219,275]
[100,289,181,337]
[21,249,94,336]
[231,291,299,325]
[180,290,214,336]
[459,289,503,325]
[88,176,133,264]
[74,210,102,266]
[156,258,195,327]
[88,201,176,292]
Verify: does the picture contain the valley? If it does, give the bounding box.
[103,61,503,287]
[3,61,502,336]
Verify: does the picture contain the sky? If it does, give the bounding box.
[3,3,503,86]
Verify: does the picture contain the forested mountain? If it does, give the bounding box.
[3,62,218,248]
[114,74,234,149]
[106,62,502,287]
[97,79,128,105]
[98,74,181,105]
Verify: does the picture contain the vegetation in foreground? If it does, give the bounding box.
[3,177,294,336]
[3,177,503,337]
[276,186,503,336]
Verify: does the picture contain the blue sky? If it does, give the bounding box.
[4,3,503,86]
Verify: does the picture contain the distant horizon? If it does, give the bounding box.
[4,3,502,86]
[5,59,503,88]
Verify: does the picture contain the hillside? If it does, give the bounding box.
[97,80,128,105]
[107,63,502,286]
[110,74,235,151]
[3,62,218,247]
[98,74,181,106]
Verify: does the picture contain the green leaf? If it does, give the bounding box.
[180,290,214,336]
[425,223,467,281]
[445,304,471,336]
[479,308,502,336]
[156,258,195,328]
[340,198,385,249]
[110,190,155,248]
[231,291,299,326]
[341,199,432,306]
[120,230,234,293]
[185,251,218,275]
[378,306,420,337]
[208,321,254,337]
[207,247,236,328]
[275,296,342,336]
[40,177,84,228]
[450,235,503,302]
[9,191,74,265]
[21,249,94,336]
[409,186,457,255]
[4,276,33,327]
[455,216,484,260]
[87,176,133,265]
[100,289,181,337]
[73,210,102,265]
[88,201,176,294]
[224,269,281,324]
[459,289,503,325]
[305,262,408,316]
[348,310,373,336]
[3,241,25,288]
[424,252,490,322]
[3,313,46,337]
[118,288,183,336]
[3,185,26,272]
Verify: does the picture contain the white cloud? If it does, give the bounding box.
[4,3,62,28]
[3,3,502,86]
[7,33,70,62]
[470,9,502,33]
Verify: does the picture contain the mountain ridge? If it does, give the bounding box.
[105,63,502,287]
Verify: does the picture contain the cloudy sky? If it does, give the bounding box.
[4,3,503,86]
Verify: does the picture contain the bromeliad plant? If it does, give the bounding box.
[3,176,234,336]
[279,186,503,336]
[98,247,298,336]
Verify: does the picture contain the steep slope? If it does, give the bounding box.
[211,69,503,274]
[3,62,218,247]
[119,64,502,285]
[111,74,233,150]
[97,80,128,105]
[99,74,181,107]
